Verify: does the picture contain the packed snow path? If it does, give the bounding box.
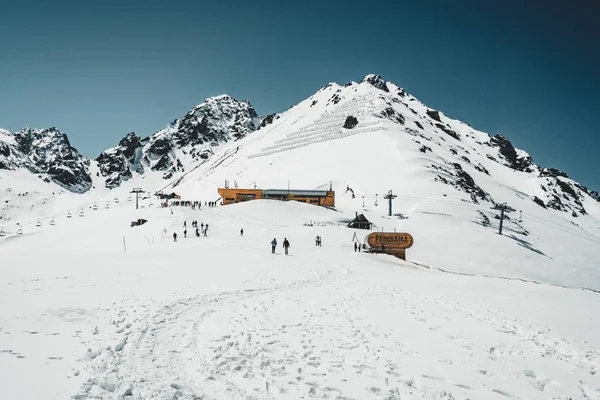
[72,256,600,400]
[1,201,599,399]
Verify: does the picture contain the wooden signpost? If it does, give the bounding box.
[366,232,414,260]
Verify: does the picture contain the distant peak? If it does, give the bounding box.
[206,94,233,101]
[360,74,389,92]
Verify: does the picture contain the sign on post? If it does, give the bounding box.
[366,232,414,260]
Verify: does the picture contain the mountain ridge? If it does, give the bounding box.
[1,75,598,211]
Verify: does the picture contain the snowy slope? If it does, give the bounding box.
[143,74,600,290]
[2,73,600,399]
[1,199,599,400]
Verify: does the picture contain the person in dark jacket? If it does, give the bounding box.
[240,228,244,236]
[283,238,290,255]
[271,238,277,254]
[173,232,177,242]
[184,229,187,238]
[354,242,358,252]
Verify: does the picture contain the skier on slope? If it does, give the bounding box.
[283,238,290,255]
[173,232,177,242]
[240,228,244,236]
[271,238,277,254]
[184,229,187,238]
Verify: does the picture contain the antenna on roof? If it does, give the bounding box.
[329,181,332,191]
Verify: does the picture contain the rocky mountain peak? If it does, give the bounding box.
[0,127,91,192]
[361,74,389,92]
[96,95,260,188]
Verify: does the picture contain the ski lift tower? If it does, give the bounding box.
[491,202,515,235]
[384,190,397,216]
[131,188,144,210]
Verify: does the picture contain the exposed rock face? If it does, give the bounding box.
[380,107,405,124]
[489,134,534,172]
[361,74,389,92]
[96,133,147,189]
[539,167,568,179]
[426,109,442,122]
[258,114,277,129]
[96,95,259,187]
[435,123,460,141]
[343,116,359,129]
[0,127,91,192]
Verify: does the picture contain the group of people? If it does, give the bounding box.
[206,201,218,207]
[174,220,209,241]
[315,235,322,246]
[271,237,291,255]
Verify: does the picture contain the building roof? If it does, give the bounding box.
[263,189,330,197]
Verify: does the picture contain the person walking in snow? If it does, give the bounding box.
[196,228,200,237]
[271,238,277,254]
[183,220,187,228]
[173,232,177,242]
[315,236,319,246]
[201,222,204,230]
[240,228,244,236]
[283,238,290,255]
[354,242,358,252]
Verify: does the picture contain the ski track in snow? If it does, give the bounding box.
[73,265,600,400]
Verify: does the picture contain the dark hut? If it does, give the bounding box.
[347,213,372,230]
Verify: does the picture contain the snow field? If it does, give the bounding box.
[1,199,600,399]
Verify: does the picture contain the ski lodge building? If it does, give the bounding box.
[218,187,335,207]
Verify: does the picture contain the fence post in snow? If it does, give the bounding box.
[123,236,126,252]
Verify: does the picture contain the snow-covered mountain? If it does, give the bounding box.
[2,75,598,215]
[3,74,600,400]
[0,127,91,192]
[95,95,259,188]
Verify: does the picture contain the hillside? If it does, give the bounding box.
[1,74,600,399]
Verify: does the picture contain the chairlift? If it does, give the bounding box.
[128,196,132,202]
[105,202,110,209]
[50,217,55,226]
[375,194,378,206]
[36,219,42,227]
[67,210,72,218]
[17,226,23,235]
[115,198,120,204]
[0,228,5,237]
[93,203,98,210]
[79,209,84,217]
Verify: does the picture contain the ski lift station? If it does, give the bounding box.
[218,187,335,207]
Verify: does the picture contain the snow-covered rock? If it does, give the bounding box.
[0,127,91,192]
[96,95,259,186]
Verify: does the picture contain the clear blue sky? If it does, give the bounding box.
[1,0,598,190]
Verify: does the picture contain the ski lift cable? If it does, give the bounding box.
[521,211,600,241]
[521,217,600,245]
